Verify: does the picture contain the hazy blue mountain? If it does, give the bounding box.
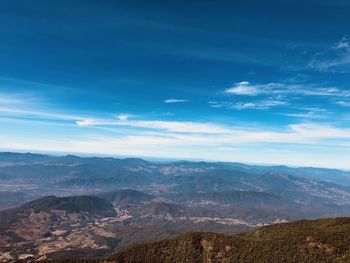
[1,152,350,213]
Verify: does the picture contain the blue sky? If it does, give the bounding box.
[0,0,350,169]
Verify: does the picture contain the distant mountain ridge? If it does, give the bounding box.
[0,151,349,183]
[1,151,350,217]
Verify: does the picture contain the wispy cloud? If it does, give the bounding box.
[76,118,232,134]
[278,107,328,119]
[335,100,350,107]
[335,38,350,49]
[225,81,350,97]
[237,100,288,110]
[209,99,288,110]
[289,123,350,139]
[116,114,130,121]
[0,106,84,122]
[164,98,188,103]
[308,36,350,72]
[0,95,27,105]
[0,92,85,122]
[225,81,260,96]
[75,116,350,143]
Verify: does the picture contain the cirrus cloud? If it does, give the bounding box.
[164,98,188,103]
[225,81,350,97]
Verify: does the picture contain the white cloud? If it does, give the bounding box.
[225,81,350,97]
[117,114,129,121]
[0,107,84,122]
[309,36,350,71]
[164,99,188,103]
[279,108,327,119]
[76,118,232,134]
[0,92,86,122]
[334,36,350,50]
[3,114,350,168]
[234,100,287,110]
[282,112,322,119]
[233,102,257,110]
[289,123,350,139]
[0,94,26,105]
[76,116,350,144]
[209,99,288,110]
[76,119,100,126]
[225,81,261,96]
[130,121,232,134]
[336,100,350,107]
[1,91,350,169]
[335,41,349,50]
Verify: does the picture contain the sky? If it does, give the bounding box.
[0,0,350,169]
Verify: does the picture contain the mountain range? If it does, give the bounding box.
[1,152,350,261]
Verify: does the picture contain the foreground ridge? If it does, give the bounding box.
[46,217,350,263]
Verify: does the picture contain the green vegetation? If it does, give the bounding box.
[107,217,350,263]
[21,195,115,215]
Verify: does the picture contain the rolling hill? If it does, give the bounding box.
[21,195,115,215]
